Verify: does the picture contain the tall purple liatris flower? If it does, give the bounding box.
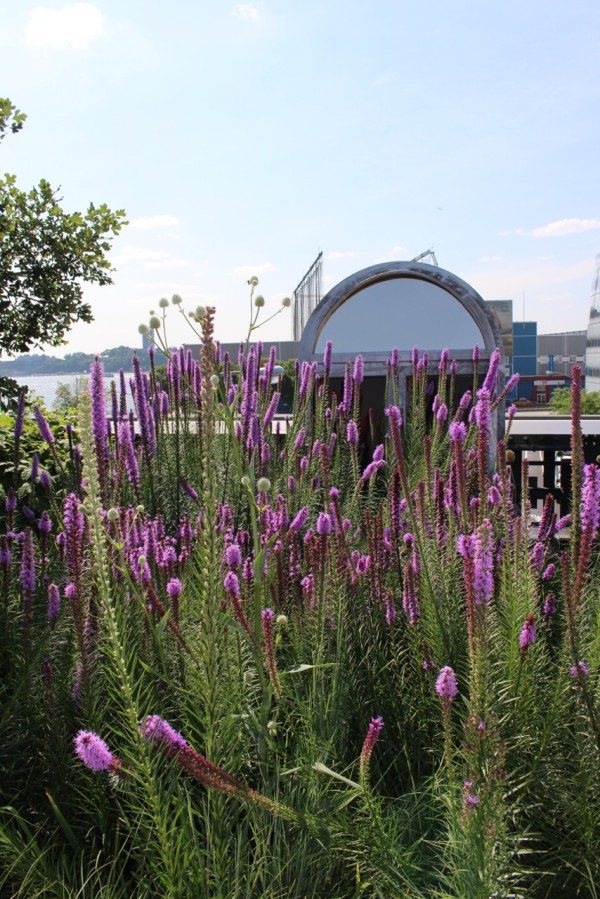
[74,730,123,773]
[140,715,188,751]
[316,512,333,536]
[359,716,384,784]
[118,420,141,495]
[47,583,61,628]
[34,406,55,447]
[353,355,364,386]
[323,340,333,375]
[519,614,536,656]
[472,519,494,606]
[20,527,36,596]
[346,420,358,446]
[482,348,501,396]
[89,357,109,494]
[435,666,458,701]
[581,463,600,536]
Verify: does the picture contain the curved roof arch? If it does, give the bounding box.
[298,260,503,364]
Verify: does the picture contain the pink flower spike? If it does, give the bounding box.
[140,715,188,751]
[435,666,458,701]
[74,730,120,772]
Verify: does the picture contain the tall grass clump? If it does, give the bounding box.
[1,289,600,898]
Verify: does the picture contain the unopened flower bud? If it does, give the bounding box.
[158,297,169,308]
[256,477,271,492]
[276,614,288,628]
[195,306,207,320]
[136,504,145,514]
[149,316,161,330]
[266,720,277,734]
[254,295,265,308]
[281,296,292,308]
[107,508,119,521]
[171,293,183,305]
[138,323,149,335]
[248,275,259,287]
[210,374,219,387]
[240,475,251,488]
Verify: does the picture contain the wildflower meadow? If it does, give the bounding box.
[1,292,600,898]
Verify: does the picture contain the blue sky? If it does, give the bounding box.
[2,0,600,354]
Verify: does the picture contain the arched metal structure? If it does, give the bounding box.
[297,260,506,456]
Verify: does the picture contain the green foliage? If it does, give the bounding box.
[0,399,74,515]
[550,387,600,414]
[0,97,126,356]
[53,378,88,415]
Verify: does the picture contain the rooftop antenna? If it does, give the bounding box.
[411,248,438,266]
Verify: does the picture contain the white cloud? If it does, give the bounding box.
[113,245,191,269]
[231,261,275,279]
[26,2,104,50]
[499,218,600,239]
[481,255,504,262]
[532,218,600,238]
[115,246,169,264]
[131,215,179,230]
[327,250,359,260]
[231,3,260,20]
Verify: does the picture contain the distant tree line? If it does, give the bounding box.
[0,345,165,377]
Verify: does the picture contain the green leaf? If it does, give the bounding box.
[45,792,79,852]
[284,662,338,674]
[312,762,361,789]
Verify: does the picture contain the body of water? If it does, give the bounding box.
[14,373,134,410]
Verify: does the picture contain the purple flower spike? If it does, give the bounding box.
[359,716,384,779]
[323,340,333,374]
[449,422,466,443]
[316,512,333,536]
[5,488,17,513]
[569,660,590,679]
[289,506,309,532]
[141,715,188,751]
[519,614,537,654]
[34,407,55,446]
[47,583,61,626]
[20,528,36,594]
[435,666,458,701]
[542,563,555,582]
[353,355,364,386]
[38,511,53,535]
[89,357,108,461]
[166,577,183,599]
[224,543,242,569]
[346,420,359,445]
[224,570,240,597]
[74,730,121,772]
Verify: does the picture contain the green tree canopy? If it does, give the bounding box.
[549,387,600,415]
[0,98,126,357]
